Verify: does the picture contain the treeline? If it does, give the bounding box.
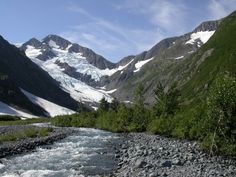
[52,74,236,156]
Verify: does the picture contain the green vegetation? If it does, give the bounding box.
[0,115,21,121]
[0,117,50,126]
[0,127,53,143]
[52,84,150,133]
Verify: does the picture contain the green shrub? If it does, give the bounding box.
[148,116,173,135]
[24,128,38,138]
[38,127,53,137]
[203,75,236,155]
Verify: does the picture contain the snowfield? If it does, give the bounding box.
[0,101,37,118]
[25,45,42,59]
[186,31,215,45]
[21,89,75,117]
[134,57,154,72]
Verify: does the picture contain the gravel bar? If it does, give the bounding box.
[114,133,236,177]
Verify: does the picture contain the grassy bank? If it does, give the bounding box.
[0,127,53,143]
[0,116,50,126]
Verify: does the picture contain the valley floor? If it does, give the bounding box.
[115,133,236,177]
[0,125,235,177]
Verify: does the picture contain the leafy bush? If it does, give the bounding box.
[38,127,53,137]
[202,75,236,155]
[153,83,180,117]
[148,116,173,135]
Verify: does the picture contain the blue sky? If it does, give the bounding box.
[0,0,236,62]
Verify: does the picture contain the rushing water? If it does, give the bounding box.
[0,128,120,177]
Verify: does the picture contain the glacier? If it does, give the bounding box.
[24,44,114,104]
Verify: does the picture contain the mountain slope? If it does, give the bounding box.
[179,11,236,103]
[104,20,220,103]
[0,35,78,116]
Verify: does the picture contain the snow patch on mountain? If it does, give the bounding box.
[48,40,60,49]
[25,45,42,58]
[102,59,134,76]
[134,57,154,73]
[21,89,75,117]
[186,31,215,45]
[175,56,184,60]
[0,101,37,118]
[100,89,117,94]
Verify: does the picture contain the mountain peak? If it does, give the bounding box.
[20,37,42,51]
[193,20,220,33]
[42,34,71,49]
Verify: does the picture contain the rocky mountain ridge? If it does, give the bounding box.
[0,18,221,117]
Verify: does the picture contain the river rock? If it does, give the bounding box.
[135,159,147,168]
[161,160,172,167]
[114,133,236,177]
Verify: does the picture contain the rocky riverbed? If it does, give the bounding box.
[115,133,236,177]
[0,125,236,177]
[0,124,74,158]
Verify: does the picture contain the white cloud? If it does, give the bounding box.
[113,0,188,35]
[208,0,236,19]
[62,4,163,61]
[63,1,236,62]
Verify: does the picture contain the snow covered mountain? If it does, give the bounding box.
[0,35,78,118]
[18,19,220,110]
[20,35,134,107]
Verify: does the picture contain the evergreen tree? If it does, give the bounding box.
[153,82,180,117]
[133,83,147,131]
[77,102,87,113]
[134,83,144,108]
[153,82,166,117]
[110,97,119,112]
[98,97,109,112]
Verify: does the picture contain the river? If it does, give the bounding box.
[0,128,120,177]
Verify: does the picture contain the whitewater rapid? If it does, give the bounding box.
[0,128,120,177]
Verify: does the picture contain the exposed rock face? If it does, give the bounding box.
[68,43,115,70]
[43,35,71,50]
[193,20,221,32]
[55,60,97,86]
[20,38,43,50]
